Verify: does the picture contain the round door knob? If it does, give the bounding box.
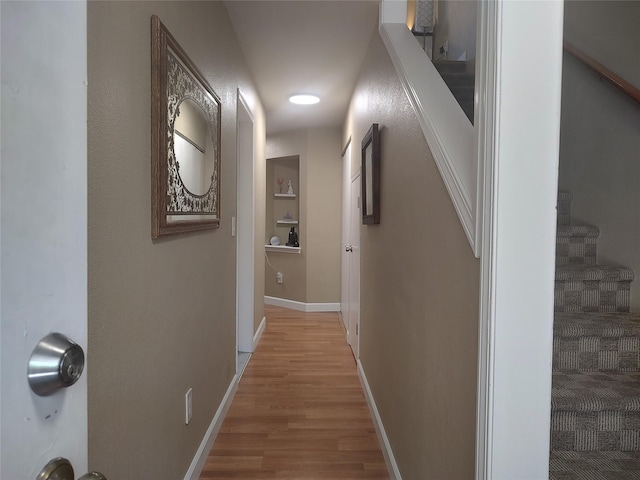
[79,473,108,480]
[37,458,74,480]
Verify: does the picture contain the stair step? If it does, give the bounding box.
[556,265,634,282]
[556,225,599,266]
[549,451,640,478]
[437,72,475,86]
[551,370,640,451]
[433,60,467,74]
[447,84,474,102]
[555,265,634,313]
[554,312,640,372]
[557,191,573,226]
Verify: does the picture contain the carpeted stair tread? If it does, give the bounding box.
[556,225,599,266]
[555,312,640,338]
[556,265,635,282]
[552,371,640,412]
[557,225,600,238]
[557,191,573,226]
[549,450,640,478]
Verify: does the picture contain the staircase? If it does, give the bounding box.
[433,60,474,123]
[550,192,640,478]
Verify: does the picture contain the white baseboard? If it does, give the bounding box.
[253,316,266,350]
[264,295,340,313]
[357,359,402,480]
[183,372,239,480]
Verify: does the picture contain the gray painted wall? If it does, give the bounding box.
[87,2,265,478]
[343,28,480,478]
[266,128,343,304]
[559,1,640,311]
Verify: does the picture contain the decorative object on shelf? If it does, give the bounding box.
[270,236,281,246]
[287,179,294,195]
[284,210,292,220]
[286,227,299,247]
[277,178,284,193]
[151,15,222,238]
[361,123,380,225]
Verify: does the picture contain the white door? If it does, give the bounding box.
[1,2,89,478]
[347,175,361,358]
[236,90,255,358]
[340,144,352,330]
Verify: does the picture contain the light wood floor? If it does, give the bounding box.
[199,305,389,479]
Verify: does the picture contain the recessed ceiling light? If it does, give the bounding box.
[289,94,320,105]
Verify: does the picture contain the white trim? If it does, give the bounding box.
[253,316,266,351]
[264,296,340,313]
[264,245,301,254]
[236,88,256,354]
[476,1,562,477]
[357,360,402,480]
[379,0,407,25]
[474,1,501,478]
[379,19,478,256]
[183,373,241,480]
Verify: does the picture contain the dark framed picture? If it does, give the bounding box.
[361,123,380,225]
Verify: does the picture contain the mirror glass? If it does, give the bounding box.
[173,98,214,196]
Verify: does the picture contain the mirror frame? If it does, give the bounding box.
[361,123,380,225]
[151,15,222,238]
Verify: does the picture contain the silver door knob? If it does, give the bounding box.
[345,245,353,252]
[28,333,85,396]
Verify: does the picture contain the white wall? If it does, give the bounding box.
[1,1,88,477]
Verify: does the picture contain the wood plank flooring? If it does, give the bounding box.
[199,305,389,479]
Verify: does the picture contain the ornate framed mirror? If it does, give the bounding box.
[151,15,222,238]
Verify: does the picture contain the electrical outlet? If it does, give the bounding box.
[185,388,192,425]
[276,272,283,284]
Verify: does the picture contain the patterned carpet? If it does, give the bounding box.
[550,451,640,479]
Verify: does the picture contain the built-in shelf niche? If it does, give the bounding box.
[266,155,300,247]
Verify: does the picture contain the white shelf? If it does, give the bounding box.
[274,193,296,198]
[276,219,298,225]
[265,245,301,254]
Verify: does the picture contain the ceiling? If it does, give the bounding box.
[224,0,380,135]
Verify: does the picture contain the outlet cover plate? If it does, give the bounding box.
[185,388,192,424]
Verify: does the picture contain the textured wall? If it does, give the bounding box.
[559,1,640,312]
[87,2,264,478]
[306,128,343,304]
[433,0,477,62]
[266,128,342,304]
[343,29,480,478]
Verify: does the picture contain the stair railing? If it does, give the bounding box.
[564,40,640,105]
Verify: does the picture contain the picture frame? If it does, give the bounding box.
[151,15,222,238]
[361,123,380,225]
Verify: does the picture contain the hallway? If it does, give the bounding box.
[199,305,388,479]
